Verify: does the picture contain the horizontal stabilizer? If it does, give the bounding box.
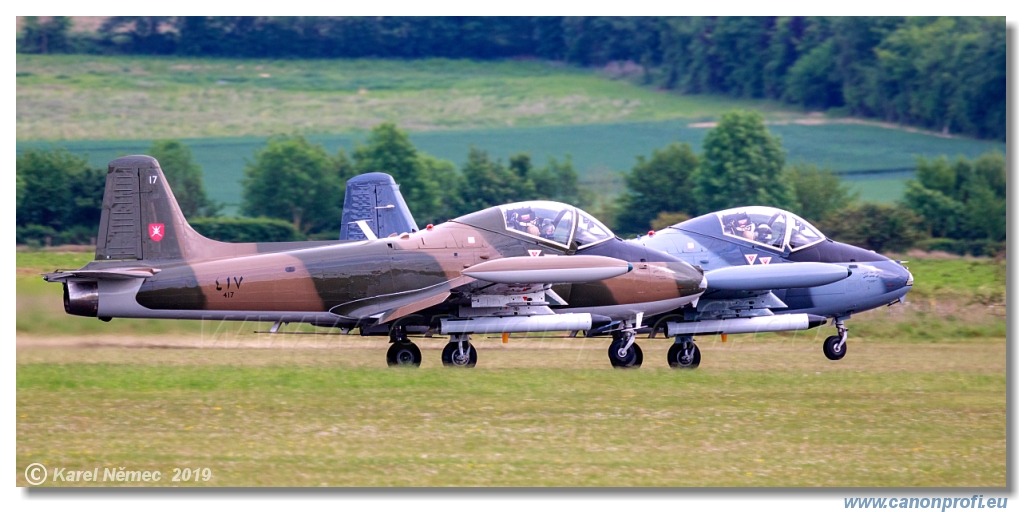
[463,255,631,284]
[43,267,160,282]
[704,262,850,291]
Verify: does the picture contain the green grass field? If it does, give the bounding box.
[16,54,1006,211]
[16,54,792,140]
[16,340,1006,488]
[16,249,1007,487]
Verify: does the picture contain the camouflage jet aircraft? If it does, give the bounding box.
[632,206,914,368]
[44,156,707,368]
[334,174,912,370]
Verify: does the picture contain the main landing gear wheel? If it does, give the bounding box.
[608,334,644,369]
[667,336,701,369]
[823,335,847,361]
[386,342,422,367]
[386,327,422,367]
[442,335,477,368]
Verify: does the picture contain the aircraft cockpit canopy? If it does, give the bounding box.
[500,201,614,248]
[717,206,825,252]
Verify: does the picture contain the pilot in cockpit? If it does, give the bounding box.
[724,213,755,240]
[725,212,775,245]
[539,218,556,240]
[507,208,541,236]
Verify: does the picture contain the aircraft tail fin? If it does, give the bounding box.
[340,172,418,241]
[95,155,220,262]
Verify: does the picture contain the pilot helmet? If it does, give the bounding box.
[723,212,748,228]
[539,219,555,237]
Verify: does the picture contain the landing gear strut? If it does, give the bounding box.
[442,334,477,368]
[608,328,643,369]
[386,328,422,367]
[823,318,849,361]
[667,335,701,369]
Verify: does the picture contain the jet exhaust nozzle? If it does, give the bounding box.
[63,281,99,317]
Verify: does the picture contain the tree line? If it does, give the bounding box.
[240,123,593,236]
[16,115,1005,256]
[16,123,592,246]
[612,110,1005,257]
[18,16,1006,140]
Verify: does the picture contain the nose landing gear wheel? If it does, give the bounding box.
[667,339,701,369]
[823,335,847,361]
[386,342,422,367]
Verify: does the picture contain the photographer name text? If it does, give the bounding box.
[24,463,212,485]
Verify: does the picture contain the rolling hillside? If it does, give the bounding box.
[16,54,1006,212]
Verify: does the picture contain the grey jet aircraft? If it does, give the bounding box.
[632,206,914,368]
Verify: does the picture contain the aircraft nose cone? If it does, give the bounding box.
[882,260,914,293]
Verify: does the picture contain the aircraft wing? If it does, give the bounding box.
[330,275,475,321]
[330,255,633,324]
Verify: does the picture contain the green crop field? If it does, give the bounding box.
[16,54,791,140]
[17,122,1005,212]
[16,54,1006,213]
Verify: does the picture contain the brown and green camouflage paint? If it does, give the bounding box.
[51,155,705,327]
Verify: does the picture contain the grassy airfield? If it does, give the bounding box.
[16,251,1007,487]
[16,336,1005,487]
